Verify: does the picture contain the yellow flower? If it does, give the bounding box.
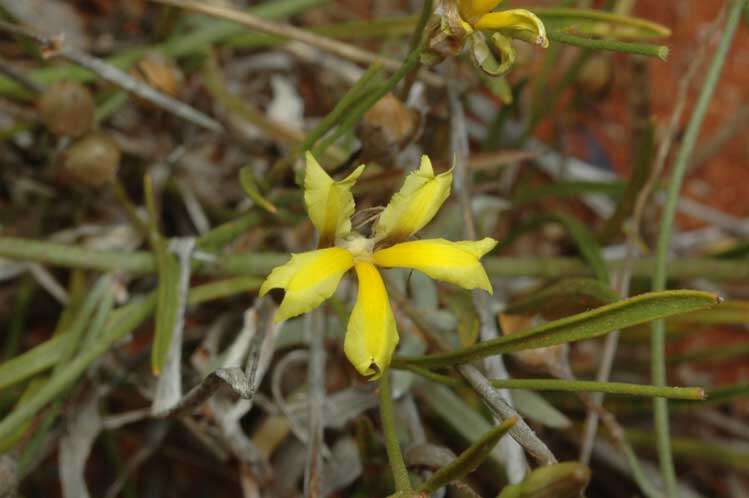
[260,154,498,379]
[423,0,548,76]
[459,0,548,48]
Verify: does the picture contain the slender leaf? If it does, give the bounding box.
[0,334,69,391]
[415,384,506,467]
[152,245,181,374]
[239,166,278,214]
[418,418,517,494]
[668,299,749,325]
[534,7,672,39]
[398,290,720,368]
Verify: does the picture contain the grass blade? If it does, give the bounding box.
[419,417,517,494]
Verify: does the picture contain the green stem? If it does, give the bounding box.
[395,364,704,400]
[490,379,703,400]
[548,30,668,59]
[649,3,745,496]
[379,371,412,493]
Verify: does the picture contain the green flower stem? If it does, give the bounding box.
[490,379,703,400]
[650,3,745,496]
[547,31,668,60]
[379,372,412,493]
[394,364,704,400]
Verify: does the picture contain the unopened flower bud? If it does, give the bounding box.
[37,80,95,137]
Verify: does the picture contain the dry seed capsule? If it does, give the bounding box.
[61,132,121,188]
[37,80,95,137]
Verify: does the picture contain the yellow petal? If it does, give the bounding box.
[344,262,399,379]
[373,238,498,293]
[373,155,452,244]
[475,9,549,47]
[459,0,504,22]
[260,247,353,322]
[304,152,365,247]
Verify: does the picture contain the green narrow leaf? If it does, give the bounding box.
[399,290,720,368]
[668,299,749,325]
[0,334,70,391]
[418,417,517,494]
[239,166,278,213]
[152,244,180,374]
[535,7,672,39]
[0,377,47,452]
[144,175,181,375]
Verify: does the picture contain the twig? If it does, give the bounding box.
[158,368,254,418]
[304,309,326,498]
[158,306,266,418]
[148,0,444,87]
[650,3,745,496]
[459,365,557,466]
[0,20,222,132]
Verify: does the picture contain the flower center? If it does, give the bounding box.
[338,232,374,261]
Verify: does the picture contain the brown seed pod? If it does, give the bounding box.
[61,132,121,188]
[37,80,95,137]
